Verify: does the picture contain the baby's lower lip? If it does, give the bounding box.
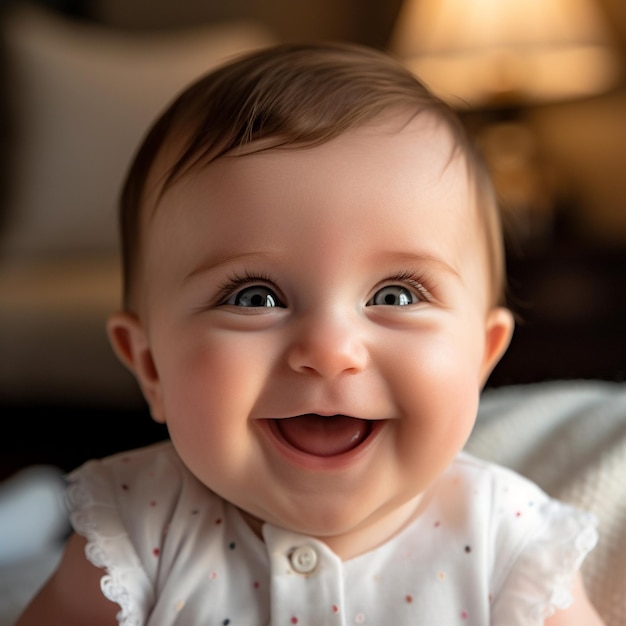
[270,414,373,457]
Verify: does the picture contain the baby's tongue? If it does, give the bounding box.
[276,414,370,457]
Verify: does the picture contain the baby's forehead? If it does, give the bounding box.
[151,109,467,201]
[141,111,482,272]
[141,113,482,279]
[148,113,479,247]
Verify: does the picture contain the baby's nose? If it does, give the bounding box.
[286,311,369,378]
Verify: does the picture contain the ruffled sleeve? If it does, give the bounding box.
[489,467,598,624]
[65,441,179,626]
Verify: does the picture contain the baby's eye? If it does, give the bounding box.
[368,285,419,306]
[227,285,284,308]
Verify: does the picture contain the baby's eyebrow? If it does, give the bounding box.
[184,250,462,284]
[184,251,276,283]
[379,251,461,279]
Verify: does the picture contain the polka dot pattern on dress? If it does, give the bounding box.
[72,445,583,625]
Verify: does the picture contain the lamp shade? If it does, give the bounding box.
[390,0,620,107]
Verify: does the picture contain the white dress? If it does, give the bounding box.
[66,441,598,625]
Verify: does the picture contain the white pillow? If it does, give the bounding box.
[0,3,275,258]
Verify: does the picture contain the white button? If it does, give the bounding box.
[289,545,318,574]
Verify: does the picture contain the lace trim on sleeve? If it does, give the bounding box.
[493,499,598,624]
[66,469,153,626]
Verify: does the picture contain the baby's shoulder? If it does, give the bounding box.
[67,440,227,532]
[447,454,597,614]
[72,444,225,550]
[68,441,218,511]
[438,454,578,569]
[451,452,551,507]
[65,442,232,623]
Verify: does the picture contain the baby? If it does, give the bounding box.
[16,43,603,625]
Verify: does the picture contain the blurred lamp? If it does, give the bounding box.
[390,0,621,246]
[390,0,620,108]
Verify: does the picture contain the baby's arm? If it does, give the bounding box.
[15,533,119,626]
[544,572,605,626]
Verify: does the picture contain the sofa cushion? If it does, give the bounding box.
[0,3,274,259]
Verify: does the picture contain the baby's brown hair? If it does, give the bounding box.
[119,42,505,310]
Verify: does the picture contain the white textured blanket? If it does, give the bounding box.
[469,380,626,626]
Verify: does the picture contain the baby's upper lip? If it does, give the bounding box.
[269,411,386,421]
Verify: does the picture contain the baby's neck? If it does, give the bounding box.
[239,494,426,561]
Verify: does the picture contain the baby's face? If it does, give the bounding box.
[124,112,512,557]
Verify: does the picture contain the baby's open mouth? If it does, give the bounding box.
[272,414,373,457]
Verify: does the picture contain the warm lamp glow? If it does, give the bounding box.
[390,0,620,107]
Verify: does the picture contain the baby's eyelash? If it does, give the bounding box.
[209,268,435,307]
[384,270,435,301]
[215,270,277,304]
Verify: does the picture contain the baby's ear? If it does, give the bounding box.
[107,312,166,423]
[480,307,515,386]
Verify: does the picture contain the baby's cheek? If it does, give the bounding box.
[391,330,476,392]
[391,338,481,441]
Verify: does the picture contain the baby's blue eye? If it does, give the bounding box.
[368,285,417,306]
[228,286,283,307]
